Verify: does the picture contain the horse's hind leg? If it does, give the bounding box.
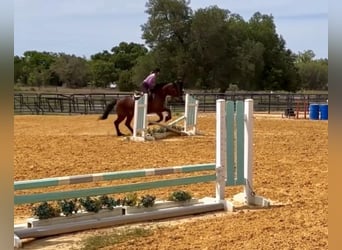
[163,107,172,121]
[114,115,125,136]
[155,112,164,122]
[125,114,134,134]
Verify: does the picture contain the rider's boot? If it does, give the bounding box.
[133,91,141,100]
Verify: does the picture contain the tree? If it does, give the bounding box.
[142,0,192,49]
[188,6,232,90]
[234,39,265,90]
[111,42,148,70]
[14,55,25,84]
[117,70,135,91]
[90,50,113,61]
[189,7,258,92]
[141,0,192,83]
[50,54,90,88]
[89,60,117,88]
[247,12,299,91]
[296,56,328,90]
[296,50,316,63]
[18,51,58,86]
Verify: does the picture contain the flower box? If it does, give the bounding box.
[27,207,124,228]
[124,199,201,215]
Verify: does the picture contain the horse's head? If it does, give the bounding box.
[172,79,184,99]
[154,80,184,101]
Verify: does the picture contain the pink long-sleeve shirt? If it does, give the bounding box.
[143,73,157,88]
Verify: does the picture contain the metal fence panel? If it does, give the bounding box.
[14,92,328,115]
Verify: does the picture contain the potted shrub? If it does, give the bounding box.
[123,193,157,214]
[138,194,156,208]
[168,190,192,202]
[58,199,79,216]
[120,192,138,207]
[27,196,124,228]
[31,201,60,220]
[99,194,118,210]
[125,191,200,214]
[79,196,102,213]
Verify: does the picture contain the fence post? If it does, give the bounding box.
[132,93,148,141]
[243,99,254,203]
[215,99,226,202]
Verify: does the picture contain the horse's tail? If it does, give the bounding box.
[98,99,117,120]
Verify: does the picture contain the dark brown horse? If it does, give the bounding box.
[98,81,184,136]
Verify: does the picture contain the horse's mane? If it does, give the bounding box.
[152,82,173,92]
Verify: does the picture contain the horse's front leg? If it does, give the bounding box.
[163,107,172,122]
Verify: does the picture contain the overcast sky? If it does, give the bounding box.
[14,0,328,59]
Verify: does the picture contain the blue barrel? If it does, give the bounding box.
[319,104,328,120]
[309,104,320,120]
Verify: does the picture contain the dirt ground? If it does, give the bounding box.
[14,113,328,249]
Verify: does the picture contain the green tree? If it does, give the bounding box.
[14,55,25,84]
[50,54,90,88]
[111,42,148,70]
[296,50,316,63]
[90,50,113,61]
[189,7,255,92]
[110,42,148,91]
[141,0,192,83]
[117,70,135,91]
[142,0,192,49]
[296,56,328,90]
[18,51,58,87]
[247,12,299,91]
[89,59,117,88]
[234,39,265,90]
[188,6,232,90]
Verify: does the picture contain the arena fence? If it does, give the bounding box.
[14,92,328,115]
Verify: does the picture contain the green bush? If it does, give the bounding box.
[58,199,79,216]
[32,201,61,219]
[139,195,156,208]
[99,195,118,210]
[168,190,192,202]
[79,197,102,213]
[120,193,138,207]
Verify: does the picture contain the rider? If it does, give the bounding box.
[135,68,160,100]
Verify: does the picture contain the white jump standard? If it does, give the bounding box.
[216,99,270,209]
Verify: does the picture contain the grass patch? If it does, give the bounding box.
[79,227,152,250]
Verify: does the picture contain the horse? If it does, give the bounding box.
[98,81,184,136]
